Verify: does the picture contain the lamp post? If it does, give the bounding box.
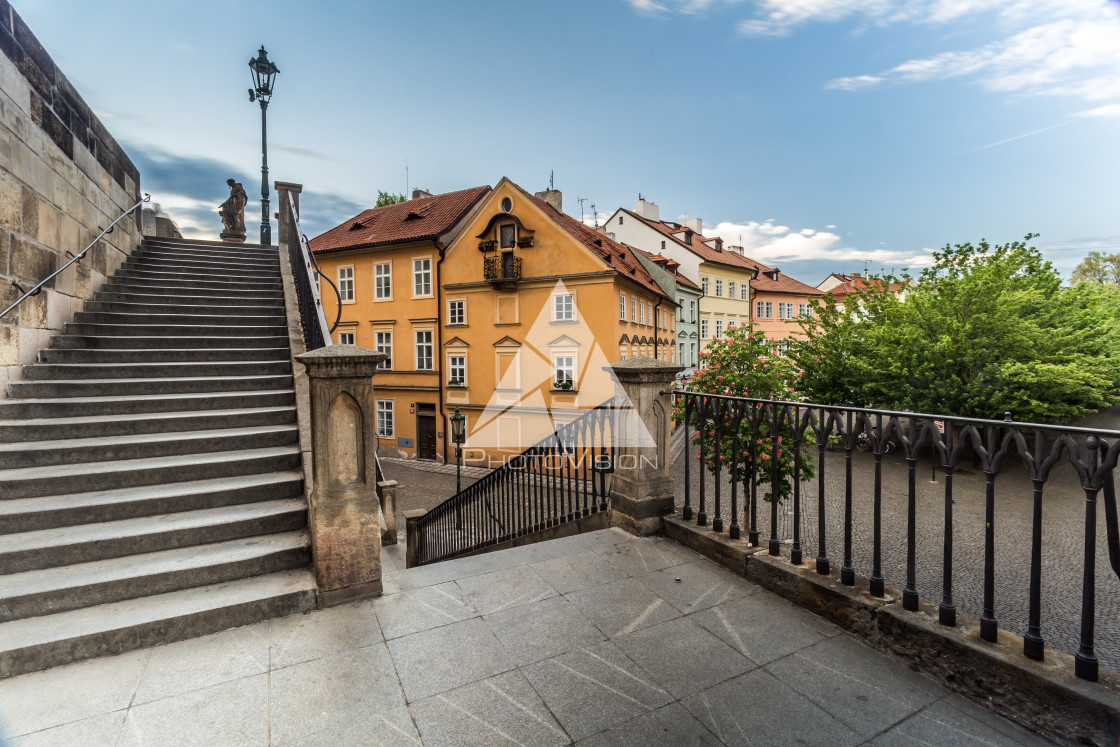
[247,46,279,245]
[450,408,466,528]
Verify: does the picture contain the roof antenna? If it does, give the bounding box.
[590,203,598,228]
[405,156,409,197]
[549,170,554,190]
[863,259,870,276]
[577,197,587,224]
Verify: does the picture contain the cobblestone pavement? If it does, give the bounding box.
[0,530,1054,745]
[379,459,485,534]
[672,443,1120,674]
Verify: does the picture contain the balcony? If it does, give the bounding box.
[484,253,521,289]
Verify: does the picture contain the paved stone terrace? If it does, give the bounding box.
[0,529,1051,745]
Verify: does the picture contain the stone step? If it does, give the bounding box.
[49,334,291,350]
[92,289,285,307]
[116,267,279,283]
[0,569,316,678]
[0,532,310,621]
[143,237,271,252]
[21,360,291,380]
[7,374,294,399]
[0,499,307,573]
[63,322,288,338]
[0,390,294,419]
[0,405,296,442]
[0,471,303,533]
[73,311,286,327]
[83,300,284,315]
[0,445,301,500]
[0,424,299,469]
[124,259,281,277]
[135,247,279,263]
[128,252,280,269]
[97,280,284,296]
[39,347,291,364]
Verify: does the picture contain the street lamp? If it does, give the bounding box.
[450,408,466,529]
[248,46,279,245]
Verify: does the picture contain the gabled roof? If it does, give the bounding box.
[629,246,702,292]
[310,186,491,254]
[513,184,672,302]
[751,268,823,296]
[823,273,908,298]
[619,208,765,274]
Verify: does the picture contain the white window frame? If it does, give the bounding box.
[701,277,709,295]
[552,293,575,322]
[631,297,637,323]
[619,293,626,321]
[374,262,392,300]
[375,330,392,370]
[337,331,355,345]
[715,320,723,337]
[715,279,723,297]
[700,319,709,338]
[338,266,354,303]
[765,301,773,318]
[415,330,434,370]
[553,354,575,387]
[448,354,467,386]
[376,400,394,437]
[740,284,749,301]
[728,281,736,299]
[448,299,466,325]
[412,257,432,298]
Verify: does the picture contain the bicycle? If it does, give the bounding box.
[855,431,895,453]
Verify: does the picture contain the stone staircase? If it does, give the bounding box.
[0,236,316,677]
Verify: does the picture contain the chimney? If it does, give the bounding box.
[412,188,433,200]
[682,217,703,233]
[634,195,660,221]
[534,188,562,213]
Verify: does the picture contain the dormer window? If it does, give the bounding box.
[500,224,516,248]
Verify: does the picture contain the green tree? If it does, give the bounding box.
[375,190,407,207]
[673,324,815,504]
[1071,250,1120,286]
[796,235,1120,423]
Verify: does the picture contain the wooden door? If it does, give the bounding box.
[417,414,437,460]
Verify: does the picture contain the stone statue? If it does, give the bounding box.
[219,179,247,242]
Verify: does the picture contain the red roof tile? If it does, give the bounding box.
[620,208,766,273]
[310,186,491,254]
[824,274,908,298]
[751,268,823,296]
[513,184,673,303]
[629,246,702,291]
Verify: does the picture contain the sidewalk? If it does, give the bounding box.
[0,529,1051,745]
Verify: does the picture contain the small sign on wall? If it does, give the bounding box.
[397,437,414,448]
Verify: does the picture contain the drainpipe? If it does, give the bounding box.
[435,239,448,465]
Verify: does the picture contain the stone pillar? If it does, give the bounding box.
[606,358,683,536]
[404,509,427,569]
[379,480,399,545]
[295,344,387,607]
[274,181,303,248]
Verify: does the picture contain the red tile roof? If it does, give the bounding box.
[514,185,673,303]
[823,273,908,298]
[751,268,823,296]
[309,186,491,254]
[620,208,765,273]
[629,246,702,291]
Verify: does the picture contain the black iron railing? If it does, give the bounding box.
[0,194,149,322]
[676,392,1120,682]
[483,254,521,283]
[285,201,338,351]
[415,403,617,565]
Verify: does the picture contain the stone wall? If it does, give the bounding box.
[0,0,141,396]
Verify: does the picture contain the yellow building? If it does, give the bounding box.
[440,178,675,466]
[309,186,490,461]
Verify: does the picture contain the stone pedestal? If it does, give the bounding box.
[220,230,246,243]
[606,358,683,536]
[275,181,303,247]
[295,344,388,607]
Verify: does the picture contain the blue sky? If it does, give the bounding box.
[14,0,1120,285]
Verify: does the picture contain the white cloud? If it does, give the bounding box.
[625,0,745,14]
[1075,103,1120,119]
[704,218,933,267]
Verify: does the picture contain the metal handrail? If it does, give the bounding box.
[285,200,334,348]
[0,193,150,321]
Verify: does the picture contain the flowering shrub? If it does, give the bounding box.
[672,324,814,504]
